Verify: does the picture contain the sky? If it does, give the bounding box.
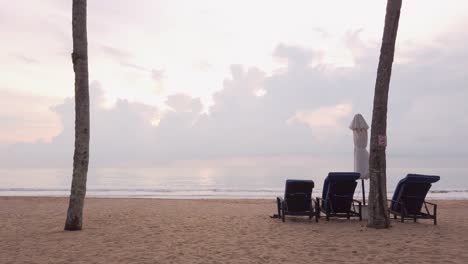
[1,0,467,168]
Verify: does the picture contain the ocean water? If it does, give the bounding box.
[1,157,467,200]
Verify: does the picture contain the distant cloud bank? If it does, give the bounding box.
[2,29,468,168]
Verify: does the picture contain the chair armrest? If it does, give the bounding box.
[423,200,437,216]
[277,196,284,203]
[352,199,362,205]
[424,201,437,206]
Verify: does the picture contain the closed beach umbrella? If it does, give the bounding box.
[349,114,369,204]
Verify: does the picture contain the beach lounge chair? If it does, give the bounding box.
[276,179,318,222]
[389,174,440,225]
[317,172,362,221]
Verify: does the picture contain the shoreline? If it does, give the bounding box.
[2,195,468,200]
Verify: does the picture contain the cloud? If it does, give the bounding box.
[289,104,353,129]
[11,54,40,64]
[151,69,165,81]
[0,82,160,167]
[100,45,132,60]
[0,90,62,144]
[165,94,202,113]
[2,27,468,167]
[194,61,212,72]
[273,44,322,68]
[120,62,148,72]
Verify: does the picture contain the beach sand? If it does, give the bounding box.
[1,197,467,264]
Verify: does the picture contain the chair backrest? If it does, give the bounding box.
[391,174,440,214]
[322,172,360,213]
[284,179,314,212]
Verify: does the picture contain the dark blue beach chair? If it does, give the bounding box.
[389,174,440,225]
[276,180,318,222]
[317,172,362,221]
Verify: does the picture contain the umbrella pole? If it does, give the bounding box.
[361,179,366,206]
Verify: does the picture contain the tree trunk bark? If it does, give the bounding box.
[65,0,90,231]
[367,0,402,229]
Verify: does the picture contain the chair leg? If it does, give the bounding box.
[358,204,362,221]
[414,217,417,223]
[281,208,286,222]
[316,202,321,220]
[315,198,321,220]
[276,198,281,219]
[434,205,437,225]
[394,214,397,219]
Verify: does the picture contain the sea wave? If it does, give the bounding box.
[0,187,281,193]
[1,187,468,199]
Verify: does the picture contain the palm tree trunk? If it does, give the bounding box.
[368,0,402,229]
[65,0,90,231]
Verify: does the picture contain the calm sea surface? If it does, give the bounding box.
[1,157,467,199]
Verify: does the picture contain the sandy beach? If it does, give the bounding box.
[1,197,467,264]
